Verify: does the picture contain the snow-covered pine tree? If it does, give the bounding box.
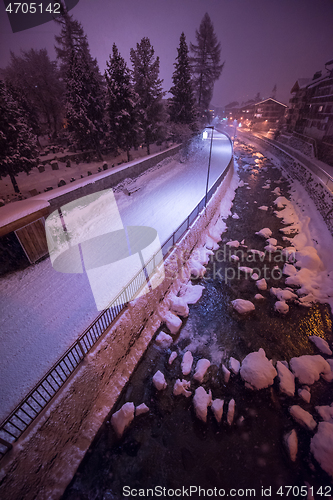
[105,44,140,161]
[130,37,165,155]
[55,8,105,157]
[0,81,38,193]
[169,33,197,128]
[190,13,224,120]
[4,49,64,139]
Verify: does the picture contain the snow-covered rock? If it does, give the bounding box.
[111,402,135,438]
[255,228,272,239]
[240,348,277,390]
[256,278,267,291]
[135,403,149,416]
[180,282,204,304]
[189,259,206,278]
[274,300,289,314]
[211,399,224,423]
[254,293,265,300]
[222,364,230,383]
[226,240,240,248]
[153,370,167,390]
[289,405,317,431]
[169,294,189,317]
[315,404,333,423]
[258,206,268,211]
[162,311,182,334]
[155,331,173,348]
[173,379,191,397]
[290,355,331,385]
[231,299,255,314]
[181,351,193,375]
[309,336,332,356]
[310,422,333,477]
[168,351,177,365]
[193,359,211,383]
[283,263,297,276]
[284,429,298,462]
[251,273,259,280]
[298,387,311,403]
[276,361,295,397]
[193,386,212,422]
[232,213,239,219]
[229,357,240,374]
[227,399,235,425]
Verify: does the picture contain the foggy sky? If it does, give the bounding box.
[1,0,333,108]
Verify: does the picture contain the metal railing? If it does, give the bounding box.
[0,133,233,461]
[249,132,333,193]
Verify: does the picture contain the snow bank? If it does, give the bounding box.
[189,259,206,278]
[173,379,191,397]
[181,351,193,375]
[231,299,255,314]
[153,370,167,390]
[310,422,333,477]
[290,355,331,385]
[193,386,212,422]
[155,331,173,348]
[111,402,135,438]
[193,359,211,383]
[289,405,317,431]
[211,399,224,423]
[284,429,298,462]
[309,336,332,356]
[276,361,295,397]
[240,348,277,390]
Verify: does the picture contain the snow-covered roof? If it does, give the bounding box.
[254,98,288,108]
[0,198,50,230]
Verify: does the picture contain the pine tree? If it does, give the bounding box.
[0,81,38,193]
[169,33,197,128]
[190,13,224,119]
[4,49,64,139]
[55,8,105,157]
[105,44,140,161]
[130,37,165,155]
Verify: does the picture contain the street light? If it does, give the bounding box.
[205,126,214,206]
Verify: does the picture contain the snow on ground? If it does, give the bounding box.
[0,133,233,422]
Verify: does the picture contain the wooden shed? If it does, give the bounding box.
[0,199,50,264]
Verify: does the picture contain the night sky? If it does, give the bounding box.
[1,0,333,107]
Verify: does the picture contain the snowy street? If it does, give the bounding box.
[0,132,232,423]
[63,139,333,498]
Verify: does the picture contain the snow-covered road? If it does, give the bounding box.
[0,132,232,422]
